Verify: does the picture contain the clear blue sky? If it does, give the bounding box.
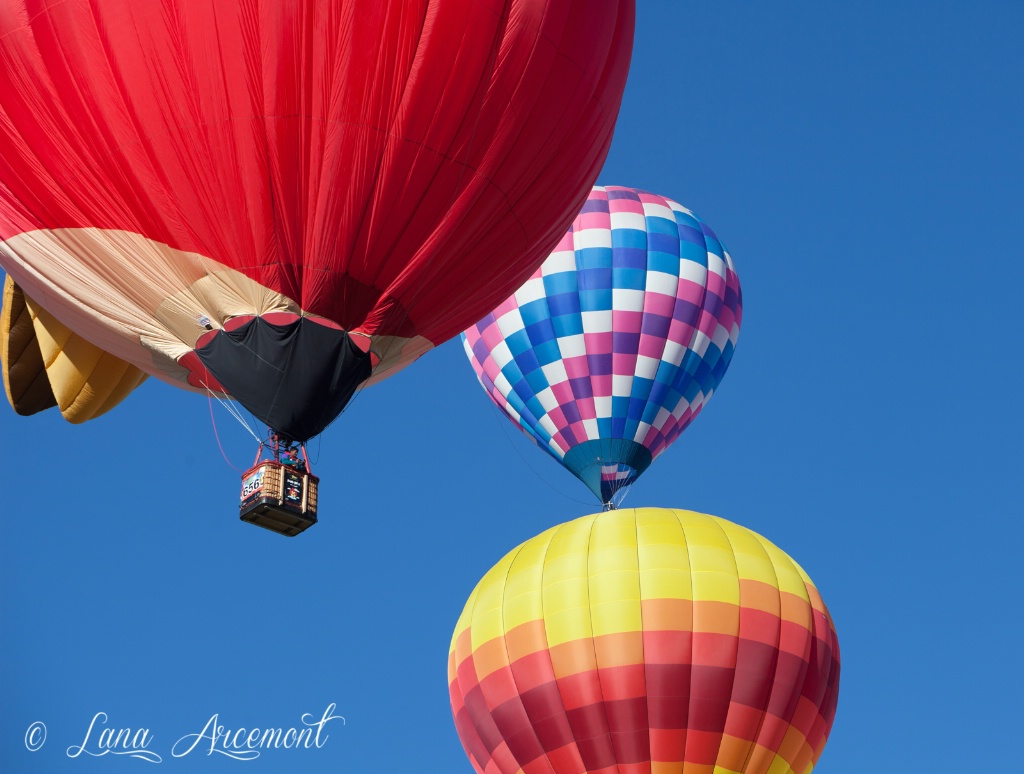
[2,2,1022,772]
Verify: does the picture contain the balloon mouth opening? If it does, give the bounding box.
[561,439,654,505]
[601,473,638,509]
[183,315,373,441]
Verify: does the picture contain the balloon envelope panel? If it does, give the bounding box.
[448,508,840,774]
[1,276,147,422]
[463,187,742,503]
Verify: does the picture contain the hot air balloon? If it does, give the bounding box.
[463,186,742,506]
[0,0,635,442]
[449,508,840,774]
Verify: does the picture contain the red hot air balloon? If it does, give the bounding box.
[0,0,635,441]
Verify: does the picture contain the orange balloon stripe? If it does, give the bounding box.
[453,587,825,677]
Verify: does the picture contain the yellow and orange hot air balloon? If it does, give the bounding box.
[448,508,840,774]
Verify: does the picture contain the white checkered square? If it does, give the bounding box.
[675,390,704,418]
[514,275,548,306]
[556,334,587,359]
[729,321,741,347]
[641,201,674,221]
[679,258,708,286]
[635,355,661,381]
[535,386,559,414]
[634,420,652,443]
[609,211,646,232]
[541,359,569,386]
[653,406,672,432]
[612,373,633,398]
[543,249,577,275]
[496,307,525,338]
[493,371,515,400]
[491,340,515,370]
[707,251,726,279]
[573,227,612,251]
[711,323,730,353]
[581,310,612,333]
[661,338,686,367]
[612,288,645,313]
[667,199,694,216]
[646,270,679,296]
[538,413,559,439]
[690,330,711,358]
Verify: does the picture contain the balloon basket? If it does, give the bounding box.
[239,461,319,537]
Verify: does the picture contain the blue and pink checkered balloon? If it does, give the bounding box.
[462,186,743,505]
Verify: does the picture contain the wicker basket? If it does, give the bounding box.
[239,461,320,537]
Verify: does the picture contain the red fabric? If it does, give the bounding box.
[450,626,841,773]
[0,0,634,343]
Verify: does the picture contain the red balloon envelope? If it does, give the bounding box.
[0,0,634,440]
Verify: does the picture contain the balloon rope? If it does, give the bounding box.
[200,378,263,471]
[210,389,261,443]
[483,397,595,508]
[207,393,241,471]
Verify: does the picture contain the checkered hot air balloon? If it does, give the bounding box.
[448,508,841,774]
[463,187,742,505]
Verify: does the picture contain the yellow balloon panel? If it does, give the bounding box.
[0,275,148,424]
[27,295,149,423]
[3,275,149,422]
[1,274,57,416]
